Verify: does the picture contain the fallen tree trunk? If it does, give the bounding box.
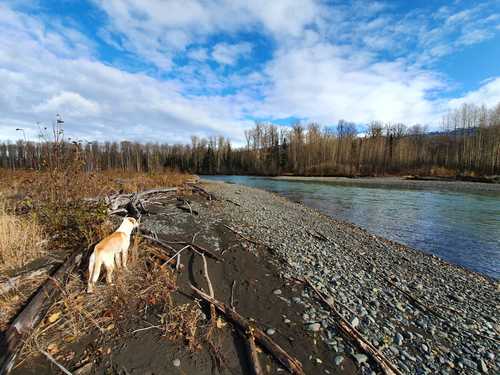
[191,285,304,375]
[0,248,86,374]
[0,264,56,295]
[305,278,402,375]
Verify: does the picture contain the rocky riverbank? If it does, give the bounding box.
[205,181,499,374]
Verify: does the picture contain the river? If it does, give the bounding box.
[203,175,500,279]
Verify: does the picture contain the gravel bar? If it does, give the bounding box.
[205,181,499,375]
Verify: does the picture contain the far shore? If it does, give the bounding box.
[270,175,500,193]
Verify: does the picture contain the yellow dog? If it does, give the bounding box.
[87,217,139,293]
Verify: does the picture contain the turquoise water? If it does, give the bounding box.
[203,175,500,279]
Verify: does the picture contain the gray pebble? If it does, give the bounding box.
[478,359,488,373]
[395,332,404,345]
[307,323,321,332]
[353,353,368,364]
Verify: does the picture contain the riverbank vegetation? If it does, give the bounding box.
[1,102,499,178]
[0,134,190,302]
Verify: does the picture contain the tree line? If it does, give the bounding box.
[1,102,499,177]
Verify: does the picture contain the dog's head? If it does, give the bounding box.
[126,216,139,229]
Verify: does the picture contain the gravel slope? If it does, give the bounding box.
[206,181,499,375]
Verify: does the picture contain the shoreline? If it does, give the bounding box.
[271,175,500,194]
[205,181,499,374]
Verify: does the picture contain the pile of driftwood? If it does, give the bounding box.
[0,184,304,375]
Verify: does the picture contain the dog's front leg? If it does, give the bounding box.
[122,248,129,270]
[105,264,114,284]
[114,251,122,269]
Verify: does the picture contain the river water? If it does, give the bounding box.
[203,175,500,279]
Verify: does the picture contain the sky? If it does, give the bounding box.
[0,0,499,144]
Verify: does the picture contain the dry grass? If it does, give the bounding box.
[429,166,457,177]
[0,168,191,200]
[0,167,191,261]
[162,303,204,352]
[0,164,198,369]
[14,241,187,368]
[0,196,46,273]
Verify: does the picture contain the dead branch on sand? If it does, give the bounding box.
[305,229,328,242]
[140,225,224,263]
[196,252,216,324]
[223,224,260,246]
[305,278,402,375]
[190,285,305,375]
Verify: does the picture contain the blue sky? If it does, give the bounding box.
[0,0,499,143]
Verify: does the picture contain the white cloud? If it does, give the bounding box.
[257,43,444,125]
[186,47,208,61]
[33,91,101,117]
[0,3,254,142]
[211,42,252,65]
[93,0,320,69]
[448,78,500,109]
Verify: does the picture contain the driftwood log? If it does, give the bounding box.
[106,188,177,213]
[0,264,57,295]
[191,285,305,375]
[305,278,403,375]
[0,248,86,374]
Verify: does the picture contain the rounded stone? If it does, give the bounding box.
[307,323,321,332]
[334,356,344,365]
[266,328,276,335]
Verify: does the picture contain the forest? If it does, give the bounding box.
[1,102,499,177]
